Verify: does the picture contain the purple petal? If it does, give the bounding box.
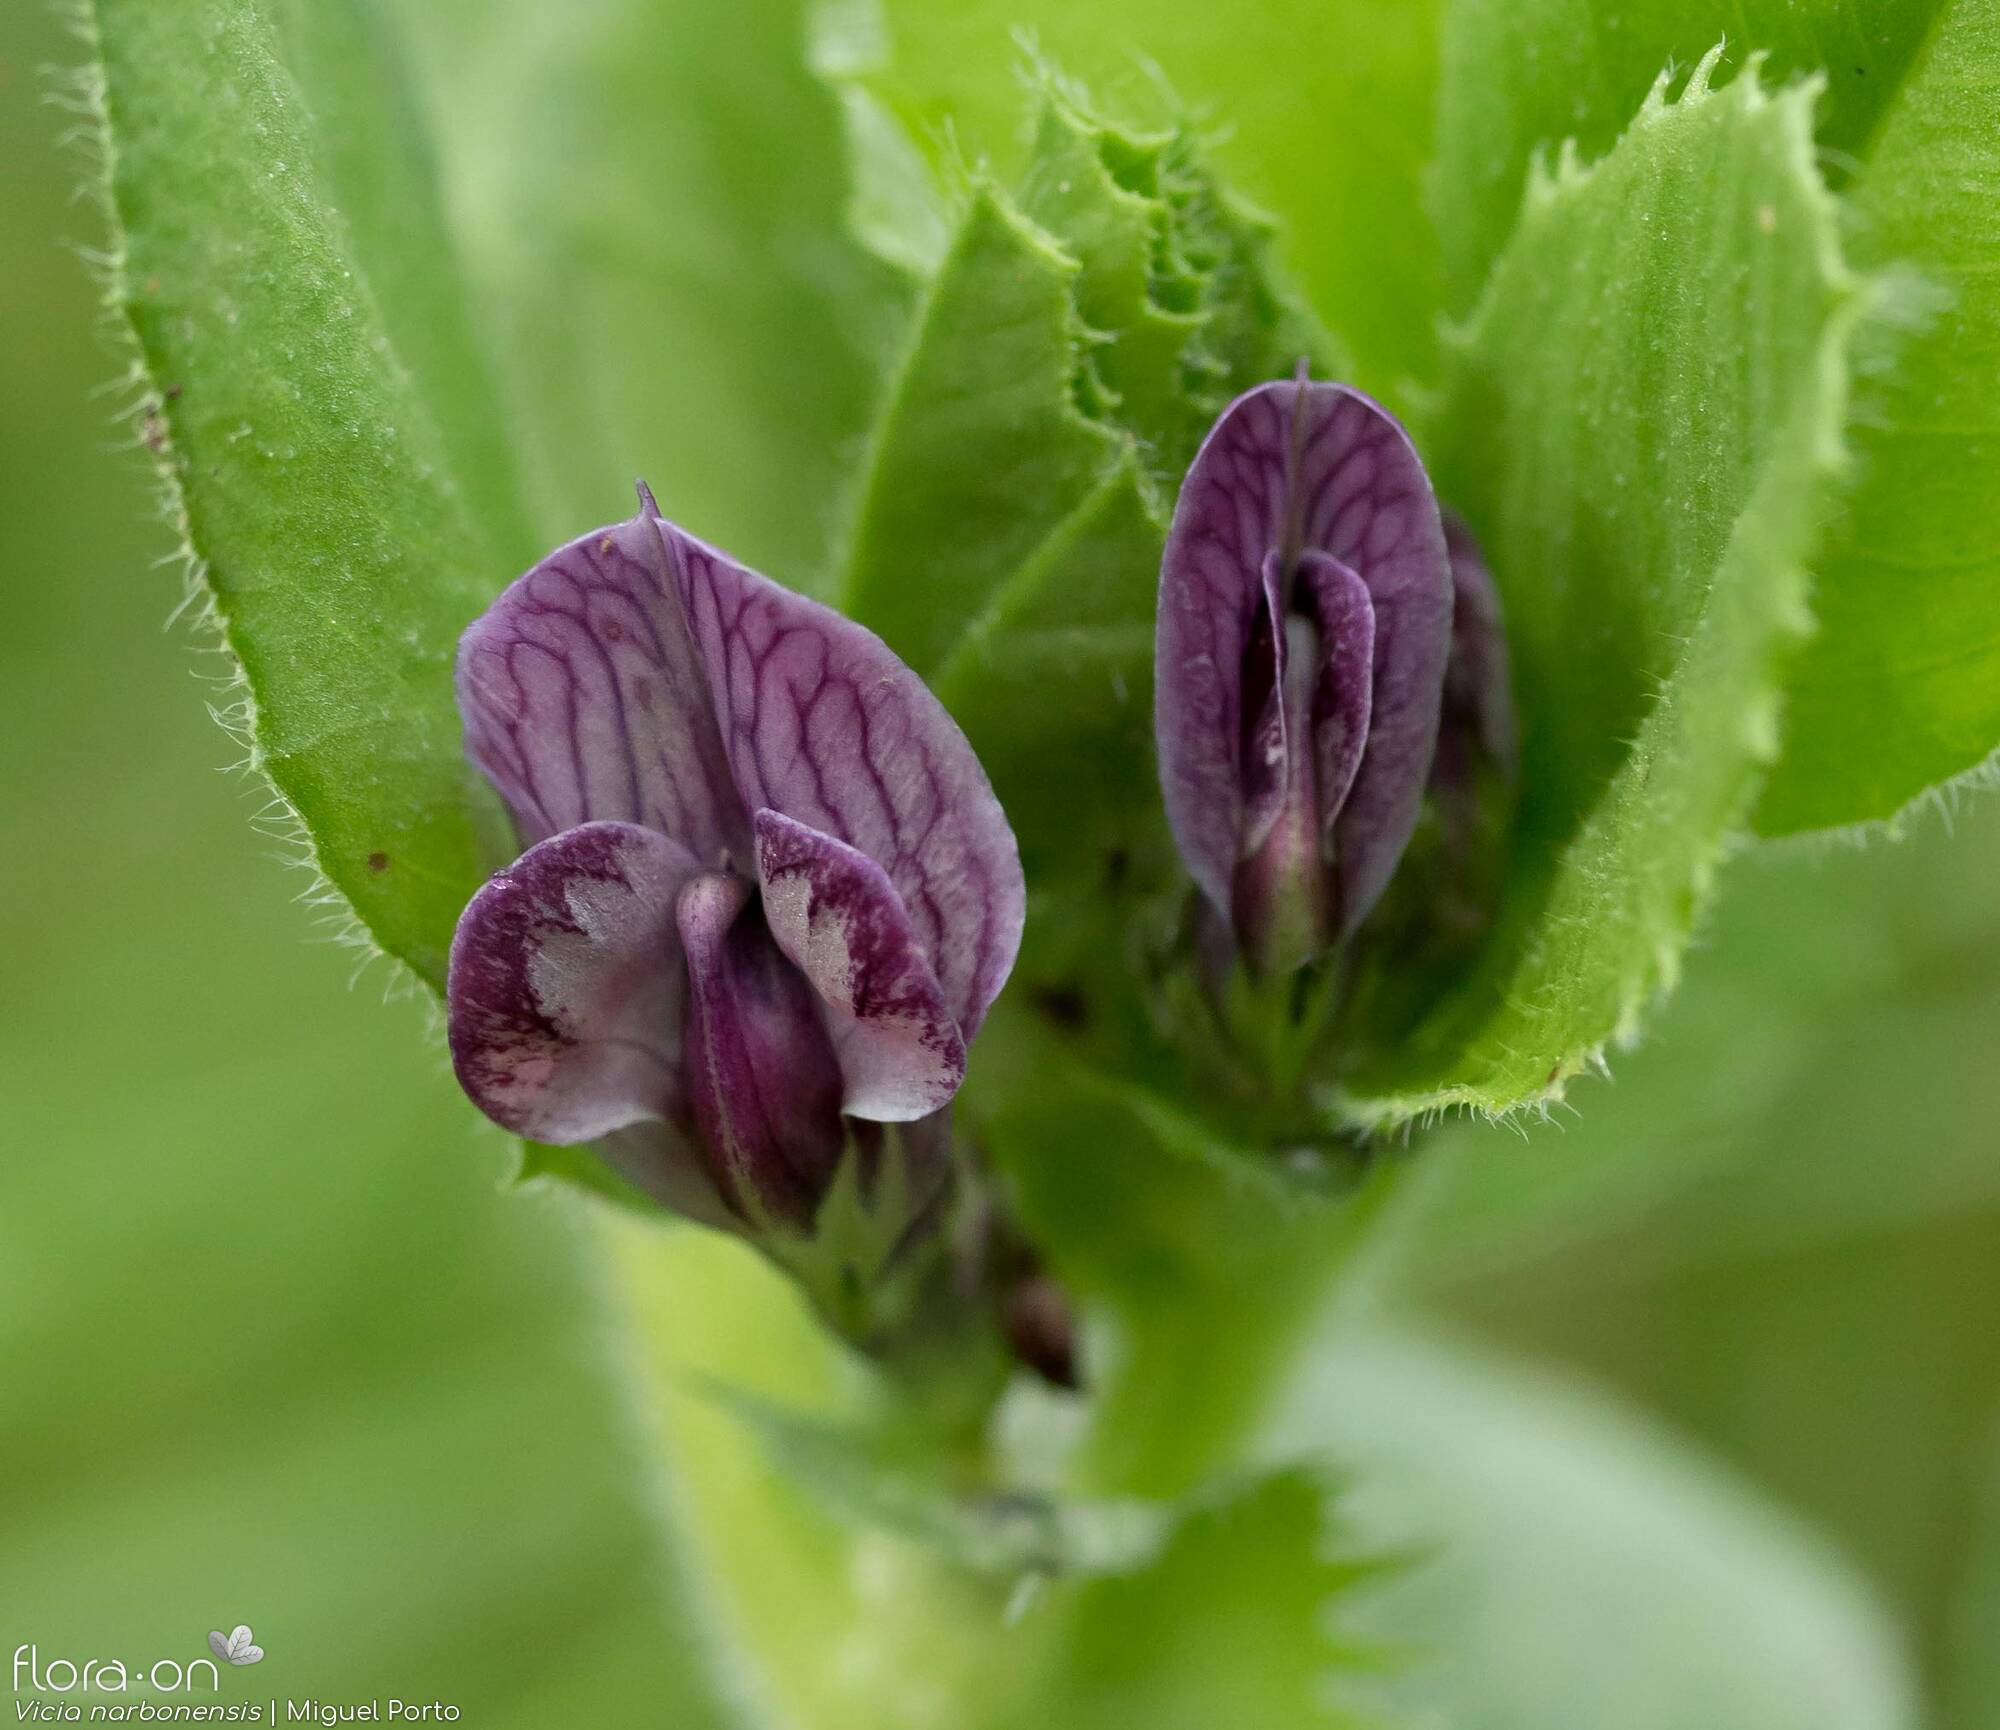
[753,809,967,1123]
[447,820,698,1146]
[456,492,750,867]
[676,872,847,1227]
[659,519,1024,1037]
[1157,379,1452,939]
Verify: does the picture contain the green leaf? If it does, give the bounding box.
[1432,2,1946,315]
[269,0,536,570]
[1009,1468,1382,1730]
[1266,1325,1922,1730]
[830,174,1144,887]
[90,0,910,984]
[1012,96,1207,462]
[89,0,501,985]
[839,88,1334,884]
[840,187,1127,675]
[385,0,908,589]
[928,456,1164,872]
[1342,55,1875,1122]
[826,0,1442,401]
[1011,83,1338,475]
[1432,0,2000,854]
[1758,0,2000,832]
[0,70,728,1679]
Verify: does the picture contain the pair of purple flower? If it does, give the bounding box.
[446,376,1506,1243]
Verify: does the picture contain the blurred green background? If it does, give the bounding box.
[4,2,1997,1725]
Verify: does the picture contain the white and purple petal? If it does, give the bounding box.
[447,819,698,1147]
[456,492,750,867]
[753,809,966,1123]
[659,519,1025,1038]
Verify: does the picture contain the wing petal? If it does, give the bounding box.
[754,809,966,1122]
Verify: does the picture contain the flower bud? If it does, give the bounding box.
[1155,375,1454,975]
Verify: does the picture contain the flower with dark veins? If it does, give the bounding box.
[446,486,1025,1278]
[1155,372,1456,976]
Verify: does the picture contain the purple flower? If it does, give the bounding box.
[1155,375,1455,976]
[445,487,1025,1237]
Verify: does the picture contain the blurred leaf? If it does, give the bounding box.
[1388,797,2000,1268]
[692,1379,1175,1578]
[1343,57,1873,1121]
[610,1219,1382,1729]
[609,1220,1022,1730]
[1382,798,2000,1709]
[385,0,908,587]
[89,0,499,983]
[1759,0,2000,833]
[811,0,956,281]
[513,1141,662,1216]
[1432,1180,2000,1700]
[1264,1324,1922,1730]
[831,0,1442,401]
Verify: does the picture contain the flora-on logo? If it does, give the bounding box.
[207,1625,264,1667]
[12,1640,224,1695]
